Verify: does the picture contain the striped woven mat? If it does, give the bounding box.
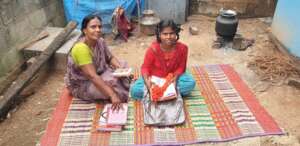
[40,64,284,146]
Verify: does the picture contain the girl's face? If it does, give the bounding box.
[159,26,177,46]
[83,18,102,41]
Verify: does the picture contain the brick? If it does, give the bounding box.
[245,3,256,17]
[0,48,22,77]
[7,17,35,46]
[0,0,10,5]
[224,2,248,14]
[0,2,14,25]
[0,16,3,26]
[190,0,276,17]
[40,0,57,6]
[47,22,55,27]
[195,2,220,16]
[253,0,276,17]
[0,28,9,55]
[56,0,66,14]
[11,0,26,21]
[38,0,49,8]
[43,1,58,22]
[52,15,67,27]
[23,0,43,14]
[28,8,47,29]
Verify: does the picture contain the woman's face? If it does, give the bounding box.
[119,8,124,15]
[83,18,102,41]
[159,26,177,46]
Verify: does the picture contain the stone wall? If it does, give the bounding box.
[0,0,66,79]
[189,0,277,18]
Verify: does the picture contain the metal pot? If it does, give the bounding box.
[215,10,238,38]
[140,10,160,35]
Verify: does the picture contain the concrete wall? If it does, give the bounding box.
[145,0,188,24]
[0,0,66,79]
[190,0,277,18]
[271,0,300,58]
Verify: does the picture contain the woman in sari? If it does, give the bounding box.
[65,14,129,110]
[111,7,135,42]
[131,19,195,100]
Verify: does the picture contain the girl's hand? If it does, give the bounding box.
[146,77,152,89]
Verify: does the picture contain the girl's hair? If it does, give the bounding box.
[155,19,181,42]
[81,14,102,36]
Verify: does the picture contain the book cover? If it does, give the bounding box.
[106,103,128,125]
[97,104,122,132]
[151,76,177,100]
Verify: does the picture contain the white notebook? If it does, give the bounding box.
[151,76,177,99]
[112,68,132,77]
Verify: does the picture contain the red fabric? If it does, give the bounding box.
[40,88,73,146]
[220,65,283,133]
[141,41,188,78]
[117,14,133,41]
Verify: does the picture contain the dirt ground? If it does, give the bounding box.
[0,15,299,146]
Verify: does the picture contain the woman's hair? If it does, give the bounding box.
[155,19,181,42]
[81,14,102,36]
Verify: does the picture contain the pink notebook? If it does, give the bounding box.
[98,104,123,132]
[106,103,128,125]
[98,121,122,132]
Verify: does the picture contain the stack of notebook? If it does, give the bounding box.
[98,103,128,132]
[112,68,132,77]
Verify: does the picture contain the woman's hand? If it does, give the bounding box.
[110,56,121,70]
[110,94,122,111]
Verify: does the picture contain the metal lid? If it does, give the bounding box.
[142,9,155,16]
[220,9,237,17]
[141,17,160,26]
[141,9,160,26]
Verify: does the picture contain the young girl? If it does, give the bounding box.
[131,19,195,100]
